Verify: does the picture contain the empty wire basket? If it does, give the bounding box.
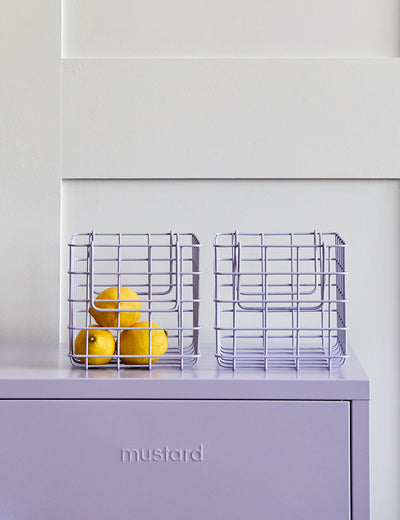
[214,231,347,370]
[68,231,200,369]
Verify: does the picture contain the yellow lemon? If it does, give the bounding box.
[89,286,141,328]
[120,322,168,365]
[74,326,115,365]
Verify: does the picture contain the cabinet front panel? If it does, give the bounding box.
[0,400,349,520]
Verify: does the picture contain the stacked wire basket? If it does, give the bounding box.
[214,231,347,370]
[68,231,200,369]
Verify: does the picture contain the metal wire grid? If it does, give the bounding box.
[68,231,200,369]
[214,231,347,370]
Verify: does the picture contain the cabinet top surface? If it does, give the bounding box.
[0,343,369,400]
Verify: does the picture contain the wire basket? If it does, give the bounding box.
[214,231,347,370]
[68,231,200,369]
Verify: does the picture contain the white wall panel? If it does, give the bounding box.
[62,0,400,58]
[0,1,61,342]
[61,179,400,348]
[62,59,400,180]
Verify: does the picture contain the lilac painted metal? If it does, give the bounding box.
[214,231,347,370]
[68,231,201,369]
[0,342,369,520]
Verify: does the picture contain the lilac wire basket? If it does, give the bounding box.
[214,231,347,370]
[68,231,200,369]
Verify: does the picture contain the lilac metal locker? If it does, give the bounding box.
[0,343,369,520]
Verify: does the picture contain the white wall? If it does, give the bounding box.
[62,58,400,180]
[0,1,61,342]
[62,0,400,57]
[2,1,400,518]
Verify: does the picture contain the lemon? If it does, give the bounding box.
[74,326,115,365]
[89,286,141,328]
[120,322,168,365]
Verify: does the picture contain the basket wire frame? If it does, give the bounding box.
[214,231,347,370]
[68,231,200,369]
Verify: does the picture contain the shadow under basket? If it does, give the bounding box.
[214,231,348,370]
[68,231,200,369]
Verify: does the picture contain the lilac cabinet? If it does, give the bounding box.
[0,344,369,520]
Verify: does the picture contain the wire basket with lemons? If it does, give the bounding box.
[68,231,200,369]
